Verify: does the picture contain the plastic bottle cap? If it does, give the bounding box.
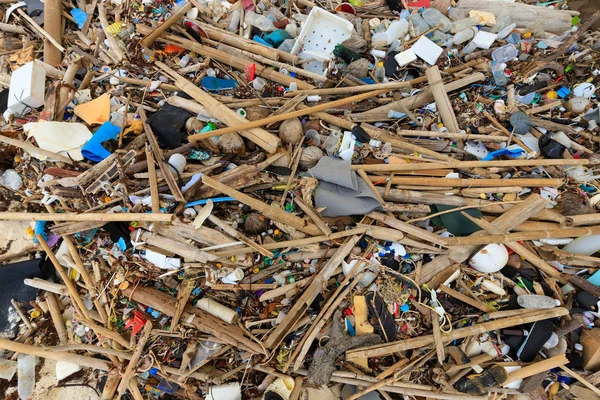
[575,343,583,351]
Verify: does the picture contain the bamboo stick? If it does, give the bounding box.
[284,79,427,97]
[42,0,62,66]
[351,158,589,172]
[0,338,111,371]
[444,225,600,246]
[201,175,321,236]
[145,145,160,214]
[483,110,533,154]
[24,278,67,296]
[136,230,217,263]
[346,308,569,360]
[264,236,361,349]
[46,293,68,345]
[15,8,65,53]
[563,213,600,227]
[369,212,447,246]
[292,196,332,236]
[394,130,509,141]
[115,321,153,399]
[0,22,26,34]
[439,285,493,313]
[0,212,172,222]
[187,88,390,141]
[156,61,281,153]
[140,2,192,48]
[196,21,280,60]
[97,5,124,61]
[559,365,600,396]
[37,235,90,320]
[426,66,462,148]
[370,176,563,188]
[504,355,568,385]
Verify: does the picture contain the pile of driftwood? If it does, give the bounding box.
[2,0,600,399]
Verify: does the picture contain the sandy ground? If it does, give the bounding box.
[0,221,33,257]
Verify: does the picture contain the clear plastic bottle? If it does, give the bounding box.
[0,169,23,191]
[410,14,429,36]
[462,40,478,55]
[450,16,481,34]
[493,14,512,33]
[372,19,408,45]
[453,27,478,45]
[492,44,518,63]
[422,8,451,32]
[17,354,35,400]
[497,23,517,40]
[228,9,241,32]
[491,61,508,86]
[245,11,276,32]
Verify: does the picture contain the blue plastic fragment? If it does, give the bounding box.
[400,304,410,312]
[345,318,356,336]
[557,86,571,98]
[185,196,235,208]
[70,8,88,29]
[157,379,180,394]
[482,146,526,161]
[81,121,121,162]
[201,76,238,92]
[263,30,292,47]
[33,221,47,244]
[253,35,273,47]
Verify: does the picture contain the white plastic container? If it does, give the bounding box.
[373,19,409,45]
[5,61,46,118]
[411,36,443,66]
[450,16,481,34]
[206,382,241,400]
[492,44,518,63]
[394,49,417,67]
[291,8,354,75]
[563,235,600,256]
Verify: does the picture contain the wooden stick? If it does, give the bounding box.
[145,144,160,213]
[0,135,74,164]
[97,4,124,61]
[10,299,32,330]
[24,278,67,296]
[0,21,26,34]
[369,176,563,188]
[201,175,321,236]
[351,158,589,172]
[504,355,568,385]
[16,8,65,53]
[139,108,185,202]
[483,110,533,154]
[431,310,445,365]
[439,285,493,313]
[1,212,172,222]
[140,2,192,48]
[426,66,462,148]
[37,235,90,320]
[187,88,390,141]
[156,61,281,153]
[115,320,153,399]
[564,213,600,227]
[136,230,217,263]
[171,280,195,331]
[264,236,361,349]
[292,196,331,236]
[46,293,68,345]
[346,308,569,360]
[357,169,386,205]
[559,365,600,396]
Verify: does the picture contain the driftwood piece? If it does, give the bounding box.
[307,310,381,385]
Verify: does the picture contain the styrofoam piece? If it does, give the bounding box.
[6,60,46,117]
[291,7,353,75]
[0,359,17,380]
[411,36,443,66]
[473,31,498,50]
[394,49,417,67]
[56,361,81,381]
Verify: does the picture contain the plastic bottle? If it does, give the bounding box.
[491,61,508,86]
[374,64,386,82]
[371,19,408,45]
[277,38,295,52]
[453,27,478,45]
[422,8,451,32]
[563,235,600,256]
[497,23,517,40]
[307,95,321,102]
[17,354,35,400]
[245,12,276,32]
[227,9,241,32]
[493,14,512,33]
[462,40,478,55]
[450,16,481,34]
[410,14,429,36]
[492,44,518,63]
